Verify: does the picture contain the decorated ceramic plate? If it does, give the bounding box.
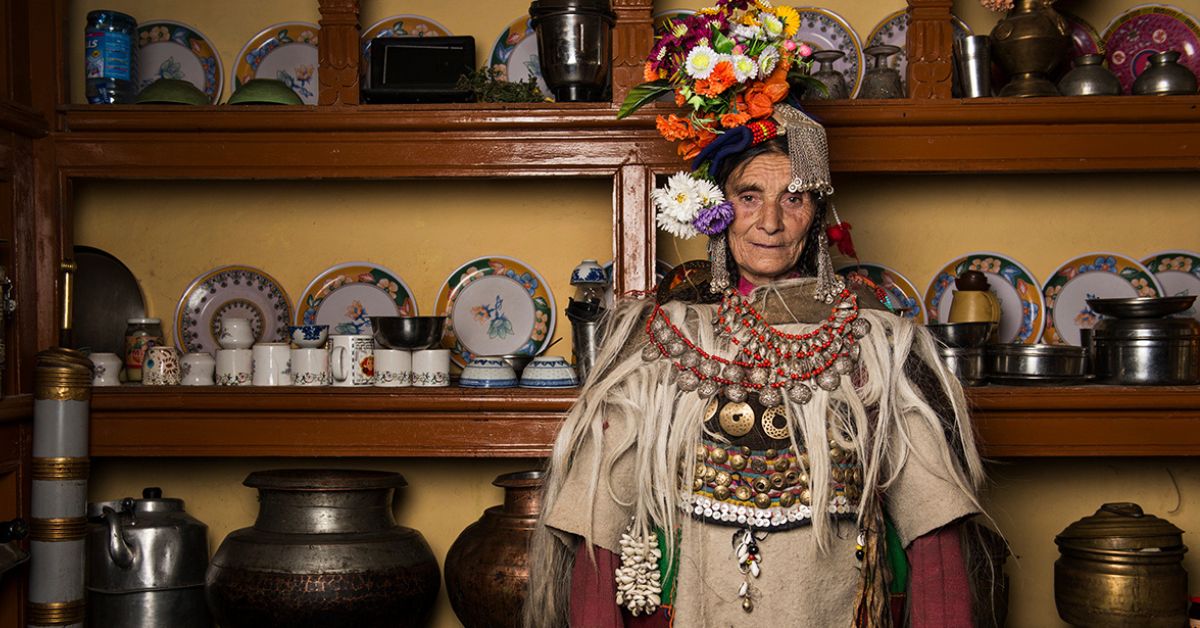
[297,262,418,335]
[490,15,552,99]
[174,265,292,354]
[1042,253,1164,346]
[924,252,1044,345]
[137,20,223,103]
[1102,5,1200,94]
[865,9,972,80]
[234,22,319,104]
[1059,9,1103,63]
[435,256,556,367]
[793,7,864,97]
[836,262,925,324]
[1141,250,1200,321]
[361,14,453,58]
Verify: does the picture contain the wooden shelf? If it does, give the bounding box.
[87,385,1200,459]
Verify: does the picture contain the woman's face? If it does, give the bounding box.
[724,152,816,285]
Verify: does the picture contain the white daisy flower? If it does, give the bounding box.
[730,54,758,82]
[731,24,762,41]
[758,45,780,75]
[761,13,784,39]
[656,213,700,239]
[684,45,718,79]
[693,178,725,208]
[651,173,703,239]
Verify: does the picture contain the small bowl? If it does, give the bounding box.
[1086,296,1196,319]
[135,78,209,105]
[371,316,447,350]
[925,322,994,348]
[459,357,518,388]
[227,78,303,105]
[570,259,607,285]
[519,356,578,388]
[287,325,329,348]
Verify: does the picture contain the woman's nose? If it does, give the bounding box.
[758,200,784,234]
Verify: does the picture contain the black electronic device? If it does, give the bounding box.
[361,36,475,103]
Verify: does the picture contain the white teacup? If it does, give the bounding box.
[412,349,450,387]
[180,352,215,386]
[89,352,123,386]
[330,334,374,387]
[143,346,181,386]
[292,348,331,386]
[373,349,412,387]
[215,349,252,386]
[218,317,255,350]
[252,343,292,386]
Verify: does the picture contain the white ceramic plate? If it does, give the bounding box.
[297,262,418,335]
[793,7,864,97]
[924,252,1044,344]
[836,262,926,323]
[1141,249,1200,322]
[865,9,972,79]
[137,20,223,103]
[1041,252,1164,345]
[234,22,320,104]
[490,15,552,99]
[174,265,292,354]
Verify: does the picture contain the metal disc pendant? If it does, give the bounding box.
[850,317,871,339]
[725,384,748,403]
[758,386,782,408]
[677,370,700,391]
[723,364,746,384]
[698,360,720,378]
[697,379,720,398]
[748,368,769,386]
[718,401,755,437]
[834,355,853,375]
[788,384,813,404]
[642,343,661,361]
[817,368,841,392]
[666,340,687,357]
[680,350,701,369]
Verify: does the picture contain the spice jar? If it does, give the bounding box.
[124,318,164,383]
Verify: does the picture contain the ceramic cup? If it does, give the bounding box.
[373,349,412,387]
[330,334,374,387]
[218,317,255,350]
[180,351,215,386]
[215,349,252,386]
[412,349,450,387]
[142,346,181,386]
[948,290,1001,326]
[291,348,331,386]
[89,352,123,386]
[287,324,329,348]
[252,343,293,386]
[519,355,579,388]
[459,357,518,388]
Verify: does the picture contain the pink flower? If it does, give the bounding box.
[782,39,797,52]
[732,44,745,55]
[798,43,813,58]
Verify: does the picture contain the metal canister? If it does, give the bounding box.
[1055,502,1188,627]
[1093,317,1200,385]
[87,488,211,628]
[528,0,615,101]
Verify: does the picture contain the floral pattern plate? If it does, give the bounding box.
[1060,9,1103,64]
[865,9,972,81]
[1042,253,1163,346]
[361,14,453,61]
[137,21,223,103]
[924,252,1044,345]
[174,265,292,354]
[836,262,925,324]
[297,262,418,335]
[491,15,552,99]
[234,22,319,104]
[1102,5,1200,94]
[435,256,556,367]
[1142,250,1200,322]
[792,7,864,97]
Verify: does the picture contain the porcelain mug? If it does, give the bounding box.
[948,290,1001,326]
[142,346,181,386]
[252,343,292,386]
[291,348,331,386]
[218,317,255,350]
[373,349,412,387]
[180,351,215,386]
[89,352,123,386]
[330,334,374,387]
[215,349,252,386]
[412,349,450,387]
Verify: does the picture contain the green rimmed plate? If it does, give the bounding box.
[1042,252,1163,346]
[297,262,418,335]
[924,252,1044,345]
[1142,249,1200,322]
[137,20,223,103]
[233,22,319,105]
[836,262,925,323]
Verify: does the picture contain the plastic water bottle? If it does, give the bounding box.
[85,10,137,104]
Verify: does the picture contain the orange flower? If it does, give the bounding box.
[743,68,791,119]
[655,114,694,142]
[695,61,737,97]
[720,111,751,128]
[677,126,716,161]
[674,90,687,107]
[643,62,660,82]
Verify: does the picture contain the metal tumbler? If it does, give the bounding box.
[955,35,992,98]
[529,0,615,101]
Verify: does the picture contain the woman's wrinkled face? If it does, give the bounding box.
[725,153,816,285]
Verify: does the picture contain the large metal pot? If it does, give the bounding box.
[1055,502,1188,627]
[529,0,615,101]
[989,0,1070,97]
[206,469,440,628]
[445,470,543,628]
[1092,317,1200,385]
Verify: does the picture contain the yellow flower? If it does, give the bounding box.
[775,6,800,38]
[755,0,775,10]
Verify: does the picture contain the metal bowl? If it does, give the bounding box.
[1086,296,1196,319]
[370,316,446,350]
[986,343,1088,385]
[497,354,534,375]
[925,322,994,348]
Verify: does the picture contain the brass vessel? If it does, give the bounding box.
[990,0,1069,97]
[1054,502,1188,627]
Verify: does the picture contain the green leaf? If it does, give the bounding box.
[787,72,828,98]
[617,80,674,118]
[713,30,735,55]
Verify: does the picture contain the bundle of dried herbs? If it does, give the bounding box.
[456,67,546,103]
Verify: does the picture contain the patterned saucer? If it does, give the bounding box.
[490,15,552,99]
[1141,250,1200,322]
[865,9,972,80]
[836,262,925,324]
[297,262,417,336]
[924,252,1044,345]
[174,265,292,354]
[361,14,453,55]
[137,20,223,103]
[1042,252,1163,346]
[1102,5,1200,94]
[1059,9,1103,64]
[234,22,319,104]
[793,7,864,97]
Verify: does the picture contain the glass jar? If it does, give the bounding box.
[85,10,138,104]
[124,318,164,383]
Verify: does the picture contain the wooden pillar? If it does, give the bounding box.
[906,0,955,99]
[317,0,361,106]
[613,163,654,295]
[610,0,654,105]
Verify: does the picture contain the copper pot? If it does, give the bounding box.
[1054,502,1188,627]
[444,470,543,628]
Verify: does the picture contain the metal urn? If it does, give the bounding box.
[1058,54,1121,96]
[529,0,615,101]
[989,0,1070,97]
[1133,50,1199,95]
[1054,502,1188,627]
[86,487,211,628]
[445,471,544,628]
[206,469,440,628]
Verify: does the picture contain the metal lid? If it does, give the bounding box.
[1093,317,1200,340]
[1056,502,1185,551]
[244,469,408,491]
[986,343,1086,357]
[126,317,161,325]
[529,0,616,19]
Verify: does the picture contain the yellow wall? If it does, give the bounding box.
[71,1,1200,627]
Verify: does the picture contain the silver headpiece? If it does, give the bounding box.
[775,103,834,196]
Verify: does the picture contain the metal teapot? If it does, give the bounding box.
[87,487,211,628]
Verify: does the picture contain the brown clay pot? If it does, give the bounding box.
[444,470,544,628]
[205,469,440,628]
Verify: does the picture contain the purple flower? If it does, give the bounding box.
[693,200,734,235]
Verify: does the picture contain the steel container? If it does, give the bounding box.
[937,346,985,386]
[529,0,615,101]
[986,343,1087,384]
[1092,317,1200,385]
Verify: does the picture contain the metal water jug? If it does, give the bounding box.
[87,487,211,628]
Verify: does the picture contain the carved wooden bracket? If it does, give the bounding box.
[906,0,954,99]
[611,0,654,104]
[318,0,361,106]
